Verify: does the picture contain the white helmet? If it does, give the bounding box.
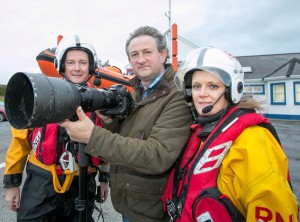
[54,35,99,75]
[175,46,244,104]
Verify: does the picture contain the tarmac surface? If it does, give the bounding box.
[0,119,299,221]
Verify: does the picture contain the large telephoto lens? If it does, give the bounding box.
[5,72,81,129]
[5,72,132,129]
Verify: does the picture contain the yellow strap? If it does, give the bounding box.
[49,165,75,193]
[28,152,77,193]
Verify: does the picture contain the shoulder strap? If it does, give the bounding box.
[172,128,200,200]
[258,122,281,144]
[38,126,47,162]
[56,126,66,164]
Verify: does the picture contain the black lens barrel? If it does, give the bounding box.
[5,72,81,129]
[5,72,131,129]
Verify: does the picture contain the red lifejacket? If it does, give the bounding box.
[29,112,102,166]
[162,108,274,222]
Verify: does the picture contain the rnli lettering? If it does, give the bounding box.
[255,206,295,222]
[32,131,41,152]
[194,141,232,174]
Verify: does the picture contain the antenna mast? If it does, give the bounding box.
[169,0,172,27]
[165,0,172,63]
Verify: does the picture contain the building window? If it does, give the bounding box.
[294,82,300,105]
[244,84,265,94]
[271,83,286,105]
[126,68,134,75]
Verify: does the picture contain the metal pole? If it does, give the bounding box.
[74,142,90,222]
[169,0,172,27]
[169,0,172,63]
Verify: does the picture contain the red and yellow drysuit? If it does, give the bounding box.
[162,108,299,222]
[3,113,109,221]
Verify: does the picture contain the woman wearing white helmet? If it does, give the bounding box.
[162,47,298,222]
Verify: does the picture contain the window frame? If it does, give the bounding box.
[270,82,286,105]
[244,84,265,95]
[294,82,300,105]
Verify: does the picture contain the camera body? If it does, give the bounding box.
[75,83,132,116]
[4,72,133,129]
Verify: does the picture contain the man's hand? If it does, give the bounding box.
[5,187,20,212]
[95,111,113,124]
[59,106,94,144]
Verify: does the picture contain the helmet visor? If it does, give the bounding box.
[174,65,231,91]
[193,67,231,86]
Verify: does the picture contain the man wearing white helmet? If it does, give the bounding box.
[3,35,109,222]
[162,47,299,221]
[54,34,99,84]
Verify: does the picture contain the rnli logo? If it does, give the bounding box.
[194,141,232,174]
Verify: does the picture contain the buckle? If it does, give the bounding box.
[166,200,178,221]
[59,151,77,173]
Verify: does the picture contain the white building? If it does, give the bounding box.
[238,54,300,120]
[127,30,300,120]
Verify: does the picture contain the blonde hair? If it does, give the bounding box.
[233,95,263,111]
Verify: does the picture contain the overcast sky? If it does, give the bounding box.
[1,0,299,84]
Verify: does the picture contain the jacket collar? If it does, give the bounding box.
[130,65,174,105]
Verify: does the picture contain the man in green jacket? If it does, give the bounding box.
[60,26,193,222]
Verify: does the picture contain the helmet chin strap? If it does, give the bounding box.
[196,107,228,142]
[60,73,66,79]
[86,74,93,82]
[196,108,227,125]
